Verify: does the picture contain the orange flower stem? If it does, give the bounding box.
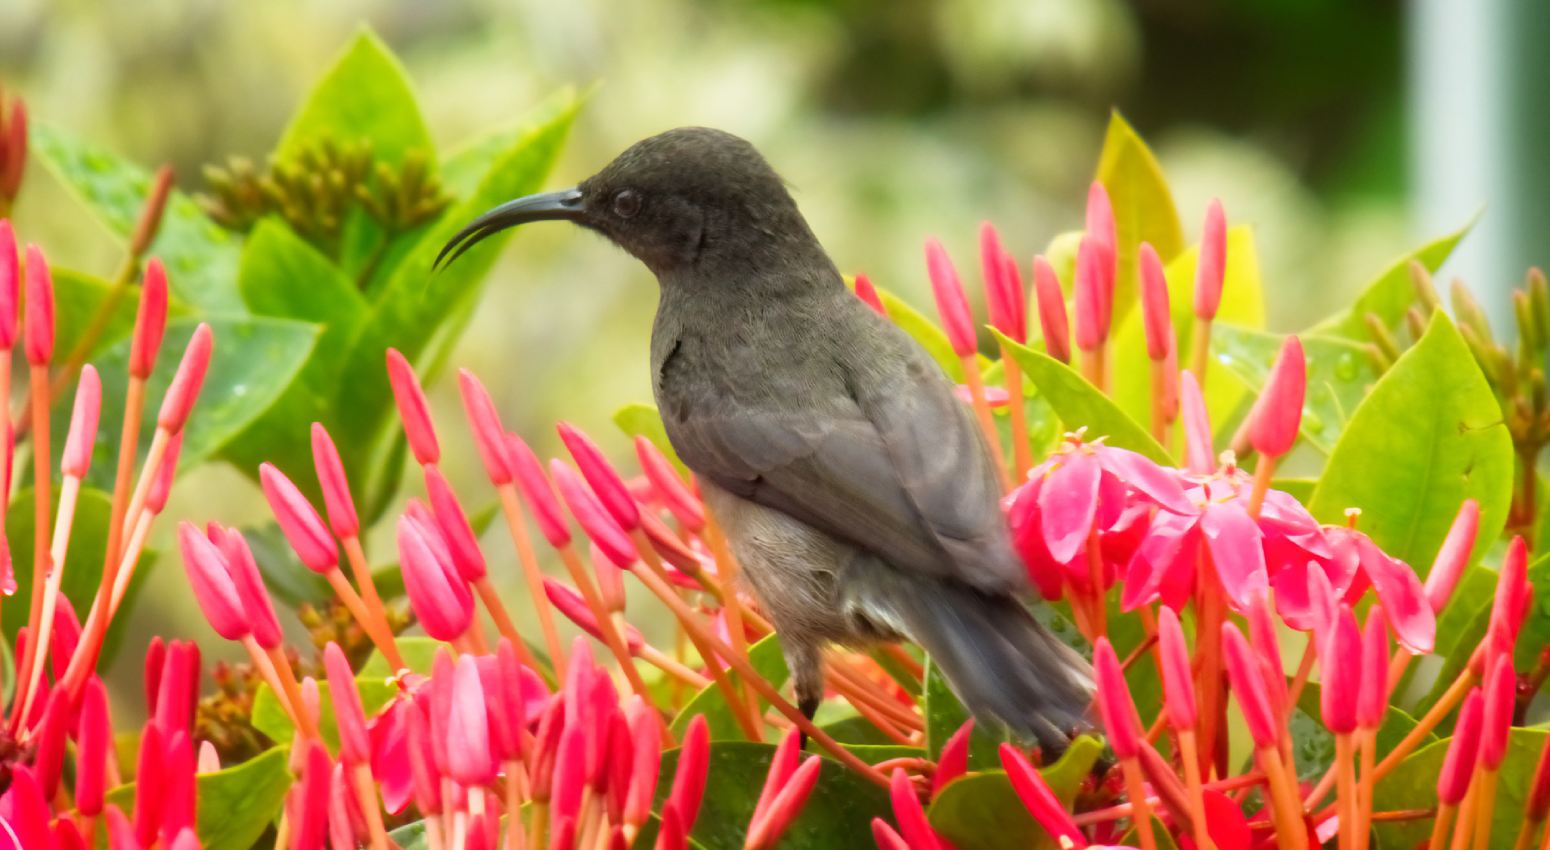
[1247,456,1275,520]
[350,763,390,850]
[1472,768,1499,850]
[264,644,321,742]
[12,364,52,735]
[1177,730,1216,850]
[1122,756,1159,850]
[496,484,567,678]
[1335,733,1358,850]
[1150,358,1171,444]
[1257,746,1309,850]
[341,535,405,670]
[1191,318,1214,386]
[1431,803,1458,850]
[555,542,653,703]
[1357,729,1377,850]
[999,348,1033,480]
[701,510,762,742]
[1449,782,1479,850]
[323,568,403,668]
[473,575,541,671]
[961,355,1011,492]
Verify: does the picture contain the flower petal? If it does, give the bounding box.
[1095,446,1194,514]
[1200,502,1268,609]
[1039,450,1101,563]
[1355,535,1435,654]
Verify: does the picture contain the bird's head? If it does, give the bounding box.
[437,127,815,276]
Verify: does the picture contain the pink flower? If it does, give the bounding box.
[177,522,249,641]
[157,323,213,433]
[623,697,663,832]
[1318,605,1361,735]
[310,423,360,540]
[925,238,976,358]
[1138,242,1171,361]
[853,273,887,317]
[746,755,821,850]
[545,578,644,653]
[872,819,910,850]
[260,462,338,573]
[131,258,170,380]
[458,369,515,485]
[1357,609,1390,730]
[667,715,710,833]
[1480,657,1515,770]
[1437,688,1483,804]
[1156,606,1196,731]
[210,525,283,650]
[932,720,973,798]
[981,222,1026,342]
[62,365,101,478]
[999,743,1082,844]
[509,434,571,548]
[559,421,642,532]
[424,465,487,582]
[0,767,50,850]
[1094,637,1142,759]
[385,348,440,465]
[1074,238,1109,352]
[1222,623,1278,748]
[0,219,16,349]
[75,678,110,817]
[146,431,184,515]
[635,436,705,532]
[447,654,497,786]
[23,243,53,366]
[888,768,943,850]
[1293,527,1435,654]
[324,642,371,765]
[1425,499,1479,613]
[396,511,474,642]
[551,460,638,567]
[1032,256,1070,363]
[1244,336,1304,459]
[1194,200,1227,321]
[292,742,334,850]
[1086,181,1117,326]
[1179,370,1214,474]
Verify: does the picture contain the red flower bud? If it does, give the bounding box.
[1073,237,1109,351]
[1357,609,1391,729]
[746,755,822,850]
[1247,596,1289,724]
[1246,335,1305,459]
[1194,199,1227,321]
[655,804,685,850]
[1,767,49,850]
[559,421,641,532]
[0,219,17,349]
[623,698,663,831]
[177,522,249,641]
[1480,657,1515,770]
[981,223,1026,342]
[424,465,487,582]
[23,243,54,365]
[293,742,334,850]
[157,323,213,432]
[33,689,70,800]
[1492,535,1529,642]
[448,654,497,786]
[76,677,110,816]
[260,462,338,572]
[130,258,169,379]
[932,719,973,798]
[62,364,101,478]
[1437,689,1483,804]
[551,460,638,568]
[145,431,183,515]
[1094,637,1142,759]
[407,701,442,815]
[1032,256,1070,363]
[458,369,514,485]
[396,512,474,642]
[635,436,705,532]
[385,348,439,466]
[667,715,710,833]
[323,642,371,766]
[509,433,570,547]
[871,819,910,850]
[209,525,282,651]
[889,767,943,850]
[1425,499,1479,613]
[310,423,359,540]
[1319,605,1362,735]
[853,273,887,317]
[1157,606,1197,730]
[134,724,165,847]
[1179,370,1214,474]
[925,238,976,358]
[1139,242,1172,361]
[1223,623,1279,747]
[545,577,643,653]
[999,743,1082,844]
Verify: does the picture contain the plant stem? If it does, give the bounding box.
[1257,746,1309,850]
[1357,729,1377,850]
[342,535,405,670]
[1431,803,1458,850]
[556,542,655,705]
[999,350,1032,480]
[1121,757,1158,850]
[961,355,1011,492]
[1150,358,1171,444]
[1191,318,1214,386]
[1335,733,1358,850]
[1177,731,1215,850]
[702,511,762,742]
[1472,768,1499,850]
[497,483,567,678]
[11,364,52,735]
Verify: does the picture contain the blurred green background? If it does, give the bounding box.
[2,0,1542,715]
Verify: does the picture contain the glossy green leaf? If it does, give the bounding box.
[1288,682,1432,781]
[30,122,244,312]
[926,736,1103,850]
[648,741,891,849]
[106,745,292,850]
[1370,728,1545,850]
[613,401,684,474]
[995,330,1169,463]
[4,486,150,664]
[52,266,172,363]
[1094,111,1185,324]
[1415,564,1497,712]
[923,659,1003,771]
[1308,312,1512,569]
[251,676,397,750]
[275,29,433,168]
[1210,324,1374,455]
[1310,217,1475,339]
[671,633,788,740]
[1521,552,1550,673]
[362,635,453,677]
[78,316,320,492]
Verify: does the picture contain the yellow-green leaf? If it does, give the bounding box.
[1094,111,1185,324]
[1309,216,1475,339]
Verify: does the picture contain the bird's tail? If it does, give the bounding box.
[876,580,1093,750]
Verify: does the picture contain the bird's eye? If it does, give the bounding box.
[612,189,641,219]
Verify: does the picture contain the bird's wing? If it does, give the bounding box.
[669,337,1022,593]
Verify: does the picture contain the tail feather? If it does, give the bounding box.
[879,581,1093,749]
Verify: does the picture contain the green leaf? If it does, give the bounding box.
[1108,226,1266,434]
[106,746,293,850]
[79,317,321,492]
[1288,682,1433,781]
[613,402,683,474]
[926,736,1103,850]
[4,487,151,664]
[1210,325,1374,455]
[30,122,244,312]
[251,675,397,750]
[1308,312,1512,569]
[994,330,1169,463]
[1371,728,1546,850]
[648,741,891,849]
[923,659,1004,771]
[361,635,451,677]
[1310,217,1475,339]
[52,267,172,362]
[671,633,788,740]
[1416,564,1497,712]
[1094,111,1185,324]
[276,29,433,168]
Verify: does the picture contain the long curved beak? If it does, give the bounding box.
[434,188,585,270]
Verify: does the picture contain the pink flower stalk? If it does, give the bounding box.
[559,421,642,532]
[1073,238,1109,352]
[925,238,977,357]
[889,768,943,850]
[551,460,638,567]
[1479,657,1515,770]
[260,462,339,572]
[668,715,710,833]
[1093,638,1142,759]
[1244,335,1305,459]
[157,323,213,433]
[1032,256,1070,363]
[1222,623,1279,748]
[1425,499,1479,613]
[457,369,515,485]
[1319,605,1361,735]
[635,436,705,532]
[745,755,822,850]
[62,364,101,478]
[146,430,184,515]
[177,522,249,641]
[999,743,1083,844]
[75,677,110,817]
[23,243,53,365]
[447,654,497,786]
[396,512,475,642]
[981,223,1027,341]
[1194,200,1227,321]
[1437,689,1483,804]
[509,433,571,547]
[1138,243,1171,361]
[323,642,371,765]
[130,258,170,379]
[0,219,16,348]
[385,348,440,465]
[1356,609,1390,729]
[853,273,887,317]
[310,423,359,540]
[932,720,973,798]
[423,465,487,581]
[1156,606,1197,730]
[871,819,910,850]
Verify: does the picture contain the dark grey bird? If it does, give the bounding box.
[438,127,1092,749]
